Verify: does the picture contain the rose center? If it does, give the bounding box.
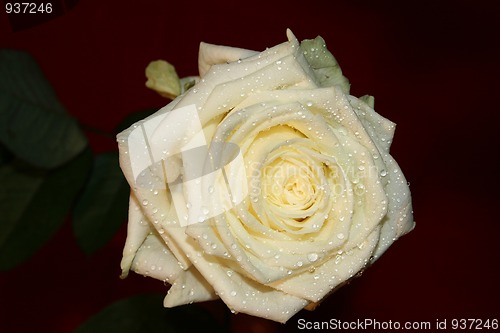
[264,158,317,209]
[283,175,313,204]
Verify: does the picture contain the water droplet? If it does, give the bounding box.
[296,261,303,267]
[307,252,319,262]
[337,233,345,240]
[380,170,387,177]
[230,290,237,296]
[142,199,149,206]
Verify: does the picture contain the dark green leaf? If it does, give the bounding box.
[73,152,130,255]
[114,108,157,134]
[0,143,13,165]
[74,294,227,333]
[0,49,87,169]
[0,148,92,271]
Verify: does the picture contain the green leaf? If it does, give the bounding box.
[74,294,227,333]
[0,148,92,271]
[73,152,130,255]
[0,144,13,166]
[360,95,375,109]
[0,49,87,169]
[300,36,351,94]
[114,108,157,134]
[145,60,181,99]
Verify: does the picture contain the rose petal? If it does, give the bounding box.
[131,232,183,283]
[152,220,310,322]
[269,227,380,302]
[164,266,218,307]
[120,194,151,278]
[372,155,414,258]
[174,30,318,125]
[186,248,308,322]
[348,95,396,153]
[198,42,258,77]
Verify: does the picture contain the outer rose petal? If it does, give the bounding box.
[372,155,414,258]
[198,42,258,77]
[120,194,151,278]
[131,232,183,283]
[269,227,380,302]
[139,211,310,323]
[131,231,218,306]
[164,267,217,307]
[166,238,310,323]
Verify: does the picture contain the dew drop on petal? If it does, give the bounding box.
[307,252,319,262]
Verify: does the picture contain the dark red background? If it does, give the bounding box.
[1,0,499,332]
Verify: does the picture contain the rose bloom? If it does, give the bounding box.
[117,30,414,323]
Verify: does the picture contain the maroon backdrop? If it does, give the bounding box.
[1,0,499,332]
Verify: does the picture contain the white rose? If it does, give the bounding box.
[117,29,414,323]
